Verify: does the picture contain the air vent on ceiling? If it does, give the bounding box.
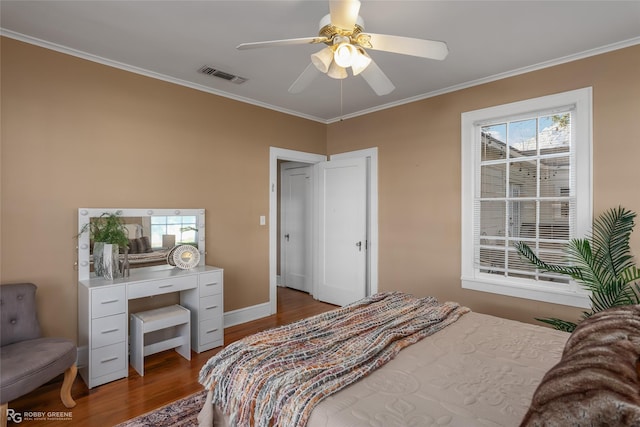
[198,66,247,84]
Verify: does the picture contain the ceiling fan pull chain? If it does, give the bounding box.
[340,79,344,121]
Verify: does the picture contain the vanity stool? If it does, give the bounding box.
[130,304,191,376]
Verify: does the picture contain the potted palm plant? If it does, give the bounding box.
[79,211,129,279]
[515,206,640,332]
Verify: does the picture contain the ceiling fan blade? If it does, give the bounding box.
[363,33,449,60]
[237,36,328,50]
[360,59,395,96]
[288,63,321,94]
[329,0,361,31]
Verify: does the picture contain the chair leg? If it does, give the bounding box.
[60,364,77,408]
[1,402,7,427]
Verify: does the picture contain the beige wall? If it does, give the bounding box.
[2,36,639,342]
[327,44,640,324]
[0,38,326,340]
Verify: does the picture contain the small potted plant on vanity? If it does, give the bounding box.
[79,211,130,279]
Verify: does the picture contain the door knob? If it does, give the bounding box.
[284,234,290,241]
[356,241,362,251]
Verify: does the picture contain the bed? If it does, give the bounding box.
[197,292,640,427]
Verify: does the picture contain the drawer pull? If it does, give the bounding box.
[100,356,119,364]
[159,284,174,289]
[205,305,218,310]
[206,328,219,334]
[101,299,120,305]
[204,282,218,286]
[101,328,120,334]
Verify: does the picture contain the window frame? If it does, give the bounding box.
[150,215,198,249]
[461,88,593,308]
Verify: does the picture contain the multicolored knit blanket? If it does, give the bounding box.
[198,292,469,427]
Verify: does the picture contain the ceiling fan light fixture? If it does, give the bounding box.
[333,42,358,68]
[311,46,334,73]
[236,0,449,96]
[351,48,372,76]
[327,60,348,79]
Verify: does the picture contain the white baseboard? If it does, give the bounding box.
[223,301,272,328]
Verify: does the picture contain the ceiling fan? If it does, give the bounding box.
[236,0,449,96]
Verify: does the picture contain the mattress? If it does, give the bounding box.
[200,311,568,427]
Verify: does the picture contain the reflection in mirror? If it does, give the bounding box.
[78,208,205,281]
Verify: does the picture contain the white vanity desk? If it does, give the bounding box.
[76,208,223,388]
[78,265,223,388]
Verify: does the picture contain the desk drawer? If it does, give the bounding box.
[91,342,126,379]
[199,318,223,346]
[91,313,126,349]
[199,294,223,321]
[199,271,223,297]
[91,286,126,318]
[128,275,197,299]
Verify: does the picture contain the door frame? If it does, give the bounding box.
[280,162,313,292]
[269,147,378,314]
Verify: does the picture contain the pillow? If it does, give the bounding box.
[520,305,640,426]
[128,238,139,254]
[137,236,153,253]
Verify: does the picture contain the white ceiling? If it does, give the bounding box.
[2,1,639,123]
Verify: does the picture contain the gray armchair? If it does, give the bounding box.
[0,283,77,426]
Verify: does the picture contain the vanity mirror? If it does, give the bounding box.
[77,208,205,280]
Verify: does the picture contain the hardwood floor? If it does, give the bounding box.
[6,287,336,426]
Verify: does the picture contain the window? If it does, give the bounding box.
[461,88,592,308]
[150,215,197,249]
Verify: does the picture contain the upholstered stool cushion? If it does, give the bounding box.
[1,337,77,403]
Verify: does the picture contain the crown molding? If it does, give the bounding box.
[327,36,640,123]
[3,28,639,125]
[0,29,327,123]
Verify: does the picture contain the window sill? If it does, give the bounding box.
[461,276,591,308]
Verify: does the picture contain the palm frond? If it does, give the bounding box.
[590,206,636,281]
[534,317,577,332]
[588,279,635,312]
[563,239,600,286]
[513,241,583,279]
[515,206,640,331]
[620,266,640,288]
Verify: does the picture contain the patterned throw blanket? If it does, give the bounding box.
[199,292,469,427]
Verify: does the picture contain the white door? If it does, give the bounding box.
[316,157,368,306]
[280,164,312,292]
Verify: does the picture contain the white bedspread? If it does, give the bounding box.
[201,312,568,427]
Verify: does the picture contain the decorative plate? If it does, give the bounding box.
[167,245,179,266]
[172,245,200,269]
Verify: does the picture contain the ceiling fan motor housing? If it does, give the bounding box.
[318,13,365,46]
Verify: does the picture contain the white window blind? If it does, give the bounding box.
[461,88,593,307]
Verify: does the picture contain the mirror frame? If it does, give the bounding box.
[78,208,205,281]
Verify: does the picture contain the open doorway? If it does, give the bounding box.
[269,147,379,314]
[279,161,313,294]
